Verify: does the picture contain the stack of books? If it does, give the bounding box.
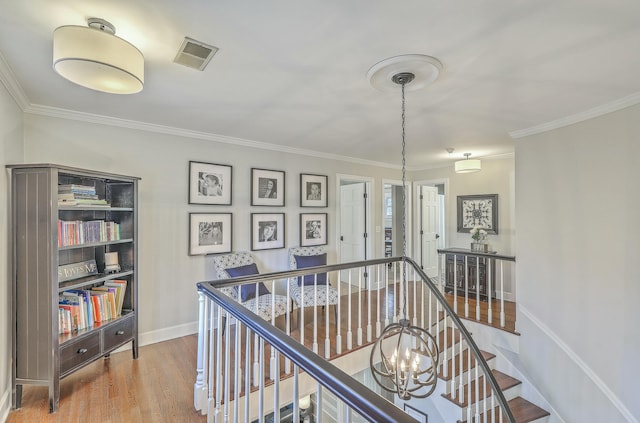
[58,280,127,334]
[58,184,109,207]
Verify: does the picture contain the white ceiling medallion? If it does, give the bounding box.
[367,54,442,92]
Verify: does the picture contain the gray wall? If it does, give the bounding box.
[515,104,640,421]
[20,113,403,345]
[0,81,25,421]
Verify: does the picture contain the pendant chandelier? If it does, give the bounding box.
[367,55,441,400]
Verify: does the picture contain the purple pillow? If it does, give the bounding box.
[226,264,270,302]
[294,254,328,286]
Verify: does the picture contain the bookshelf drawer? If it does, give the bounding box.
[60,332,101,375]
[103,316,133,352]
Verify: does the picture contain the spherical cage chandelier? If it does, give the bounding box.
[53,18,144,94]
[370,319,440,399]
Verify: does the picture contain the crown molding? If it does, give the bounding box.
[24,103,399,170]
[509,92,640,139]
[0,52,30,110]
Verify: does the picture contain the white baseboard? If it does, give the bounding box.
[112,320,198,354]
[1,385,10,423]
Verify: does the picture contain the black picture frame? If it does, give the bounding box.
[251,168,285,206]
[403,403,428,423]
[300,213,327,246]
[189,213,232,255]
[251,213,285,251]
[300,173,328,207]
[457,194,498,234]
[189,161,232,205]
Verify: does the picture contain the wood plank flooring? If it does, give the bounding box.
[6,336,206,423]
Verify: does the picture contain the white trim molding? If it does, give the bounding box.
[509,92,640,139]
[520,305,638,423]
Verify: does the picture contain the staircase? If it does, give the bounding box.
[435,296,550,423]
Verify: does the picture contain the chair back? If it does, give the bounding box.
[213,251,255,279]
[289,246,326,270]
[212,252,257,300]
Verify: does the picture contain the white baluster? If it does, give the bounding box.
[336,269,342,355]
[244,328,251,421]
[476,259,481,321]
[270,280,277,380]
[233,321,240,421]
[346,269,353,351]
[366,267,372,343]
[194,293,207,412]
[357,269,363,346]
[500,261,506,328]
[464,256,469,318]
[258,339,264,422]
[313,274,318,354]
[285,279,291,374]
[487,259,493,324]
[224,312,230,423]
[453,255,458,315]
[325,271,331,358]
[273,350,280,423]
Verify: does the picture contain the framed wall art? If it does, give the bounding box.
[457,193,498,234]
[189,161,232,205]
[251,168,285,206]
[251,213,285,251]
[403,404,428,423]
[189,213,232,255]
[300,213,327,247]
[300,173,328,207]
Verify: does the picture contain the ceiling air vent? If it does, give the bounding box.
[173,37,218,71]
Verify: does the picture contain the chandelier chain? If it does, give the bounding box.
[400,80,408,320]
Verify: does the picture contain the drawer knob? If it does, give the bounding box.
[115,330,125,336]
[77,348,88,354]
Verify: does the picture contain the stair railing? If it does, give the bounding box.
[194,256,516,422]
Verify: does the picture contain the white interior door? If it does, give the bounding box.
[420,185,439,277]
[340,182,366,264]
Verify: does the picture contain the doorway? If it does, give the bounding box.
[336,175,373,285]
[414,179,447,278]
[382,179,412,280]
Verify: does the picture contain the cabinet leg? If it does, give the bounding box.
[132,338,139,360]
[13,384,22,409]
[49,380,59,413]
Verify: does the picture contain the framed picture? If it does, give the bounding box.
[189,213,232,255]
[251,168,285,206]
[189,161,232,205]
[403,403,428,423]
[457,194,498,234]
[300,213,327,247]
[300,173,328,207]
[251,213,285,251]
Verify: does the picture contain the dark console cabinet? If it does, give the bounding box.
[442,249,496,300]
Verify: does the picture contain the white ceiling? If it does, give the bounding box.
[2,0,640,168]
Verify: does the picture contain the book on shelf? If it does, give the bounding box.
[57,220,121,247]
[58,184,96,195]
[92,286,118,318]
[62,289,94,328]
[58,308,72,334]
[90,292,107,323]
[58,302,80,332]
[103,280,127,315]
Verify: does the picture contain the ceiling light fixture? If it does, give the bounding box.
[53,18,144,94]
[455,153,482,173]
[367,55,440,400]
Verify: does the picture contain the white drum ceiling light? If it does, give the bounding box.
[455,153,482,173]
[53,18,144,94]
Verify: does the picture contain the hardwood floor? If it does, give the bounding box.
[7,335,206,423]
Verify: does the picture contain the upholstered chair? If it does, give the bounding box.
[288,246,339,327]
[212,252,289,323]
